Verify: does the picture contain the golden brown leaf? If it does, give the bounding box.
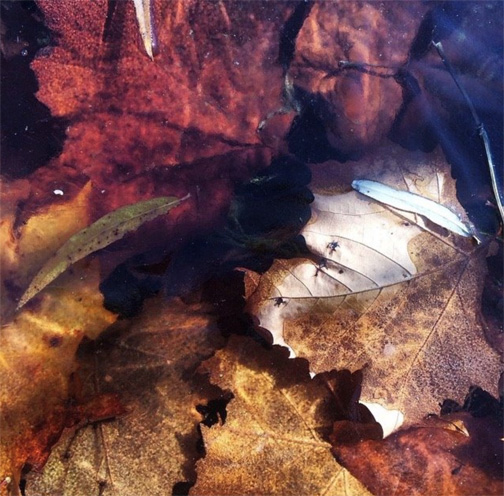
[0,181,92,318]
[332,412,503,496]
[245,143,501,423]
[0,263,117,494]
[24,297,225,496]
[192,335,372,496]
[0,181,120,494]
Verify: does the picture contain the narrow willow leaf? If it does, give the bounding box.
[352,179,474,237]
[18,194,189,309]
[132,0,158,60]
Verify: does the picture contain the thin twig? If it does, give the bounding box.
[432,40,504,225]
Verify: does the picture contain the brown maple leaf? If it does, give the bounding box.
[23,296,225,496]
[14,0,296,254]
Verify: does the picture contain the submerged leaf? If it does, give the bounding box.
[0,262,117,492]
[24,297,225,496]
[332,411,503,496]
[18,194,189,309]
[351,179,474,238]
[245,143,501,423]
[193,336,372,496]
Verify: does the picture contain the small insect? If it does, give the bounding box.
[327,240,340,253]
[315,258,328,277]
[273,297,288,307]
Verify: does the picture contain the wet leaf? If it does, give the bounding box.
[18,194,188,309]
[1,181,92,318]
[288,2,429,155]
[24,297,225,496]
[245,143,501,423]
[192,335,372,496]
[0,262,117,493]
[24,0,295,225]
[332,412,503,496]
[7,0,303,286]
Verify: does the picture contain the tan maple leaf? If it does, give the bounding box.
[245,142,501,424]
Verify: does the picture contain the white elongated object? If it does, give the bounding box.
[352,179,474,237]
[133,0,158,60]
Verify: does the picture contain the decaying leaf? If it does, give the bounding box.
[4,3,501,495]
[332,412,503,496]
[18,193,188,308]
[192,335,372,496]
[288,2,429,155]
[0,262,117,494]
[22,0,295,224]
[24,297,225,496]
[245,142,501,423]
[1,181,92,319]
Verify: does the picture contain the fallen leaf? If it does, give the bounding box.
[0,180,120,494]
[245,142,501,423]
[192,335,372,496]
[0,180,92,318]
[24,296,225,496]
[288,2,428,155]
[24,0,294,219]
[332,411,503,496]
[0,262,117,494]
[18,193,188,308]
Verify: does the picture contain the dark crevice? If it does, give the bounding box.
[278,0,313,71]
[102,0,128,63]
[172,481,194,496]
[287,106,352,163]
[196,392,234,428]
[1,0,67,178]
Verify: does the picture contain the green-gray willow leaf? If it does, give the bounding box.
[18,194,190,309]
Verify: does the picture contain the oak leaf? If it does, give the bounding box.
[245,143,501,423]
[192,335,372,496]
